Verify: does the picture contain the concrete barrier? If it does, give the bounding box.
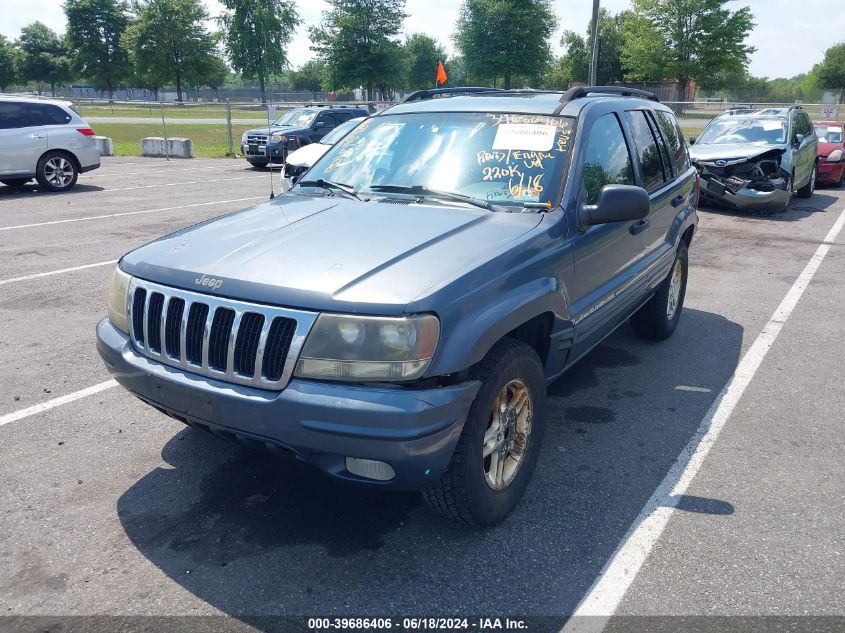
[140,137,194,159]
[94,136,114,156]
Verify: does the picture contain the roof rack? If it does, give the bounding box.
[402,87,504,103]
[560,86,660,103]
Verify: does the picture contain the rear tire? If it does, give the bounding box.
[422,338,546,527]
[631,243,689,341]
[36,151,78,192]
[797,164,816,198]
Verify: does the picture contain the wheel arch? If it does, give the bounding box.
[38,148,81,172]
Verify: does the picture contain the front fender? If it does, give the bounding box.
[426,276,564,377]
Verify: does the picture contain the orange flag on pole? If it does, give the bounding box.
[436,61,448,86]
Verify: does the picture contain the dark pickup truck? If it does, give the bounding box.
[98,86,698,526]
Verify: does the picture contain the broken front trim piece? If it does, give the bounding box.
[694,148,792,214]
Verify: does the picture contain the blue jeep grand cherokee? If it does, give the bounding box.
[98,86,698,526]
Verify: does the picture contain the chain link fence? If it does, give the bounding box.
[68,98,379,158]
[53,96,845,158]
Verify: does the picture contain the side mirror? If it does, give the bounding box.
[581,184,650,227]
[314,121,326,129]
[688,136,697,145]
[794,133,804,146]
[280,176,293,193]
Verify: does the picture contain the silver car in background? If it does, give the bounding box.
[0,96,100,192]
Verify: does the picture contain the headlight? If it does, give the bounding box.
[271,134,287,144]
[827,149,843,162]
[241,132,248,143]
[295,314,440,382]
[107,266,132,334]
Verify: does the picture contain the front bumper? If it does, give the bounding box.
[241,141,288,162]
[817,161,845,184]
[96,318,480,490]
[700,177,791,214]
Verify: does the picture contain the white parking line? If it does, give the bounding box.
[0,381,118,429]
[562,205,845,631]
[102,174,264,193]
[0,260,118,286]
[88,164,238,178]
[0,196,264,231]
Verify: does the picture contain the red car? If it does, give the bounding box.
[813,121,845,186]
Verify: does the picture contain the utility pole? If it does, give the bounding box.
[588,0,600,86]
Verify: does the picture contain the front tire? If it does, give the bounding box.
[797,164,816,198]
[36,152,78,192]
[422,338,547,526]
[631,243,689,341]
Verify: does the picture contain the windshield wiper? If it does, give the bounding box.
[368,184,494,211]
[297,179,362,201]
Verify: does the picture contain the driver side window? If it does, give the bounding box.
[581,113,635,205]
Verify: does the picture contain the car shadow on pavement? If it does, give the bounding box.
[0,183,105,198]
[116,308,742,620]
[698,191,840,222]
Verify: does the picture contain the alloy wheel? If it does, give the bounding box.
[482,378,533,491]
[666,258,684,319]
[44,157,74,189]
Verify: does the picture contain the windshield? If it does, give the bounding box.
[320,117,365,145]
[273,108,317,128]
[814,124,843,143]
[697,118,788,145]
[299,112,574,207]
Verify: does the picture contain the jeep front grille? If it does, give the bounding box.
[127,278,317,390]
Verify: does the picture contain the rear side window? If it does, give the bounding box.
[0,102,31,129]
[581,113,635,205]
[625,110,669,191]
[29,104,72,125]
[654,110,690,175]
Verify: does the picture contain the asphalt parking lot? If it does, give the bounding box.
[1,158,843,631]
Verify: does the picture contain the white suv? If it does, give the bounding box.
[0,96,101,192]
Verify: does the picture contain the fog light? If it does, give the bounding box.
[345,457,396,481]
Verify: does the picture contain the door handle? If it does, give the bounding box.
[30,134,45,139]
[629,218,649,235]
[671,194,686,207]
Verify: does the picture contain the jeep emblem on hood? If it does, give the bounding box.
[195,275,223,289]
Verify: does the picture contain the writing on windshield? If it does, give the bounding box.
[309,112,573,206]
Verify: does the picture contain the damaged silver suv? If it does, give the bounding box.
[689,106,818,214]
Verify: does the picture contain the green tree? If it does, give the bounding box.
[219,0,299,104]
[621,0,755,102]
[64,0,132,98]
[0,35,20,92]
[310,0,407,100]
[289,59,327,94]
[454,0,557,89]
[445,55,469,87]
[124,0,217,101]
[18,22,72,96]
[403,33,446,90]
[559,30,589,85]
[817,42,845,102]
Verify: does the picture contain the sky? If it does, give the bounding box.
[2,0,844,80]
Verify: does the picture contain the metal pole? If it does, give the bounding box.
[159,100,169,161]
[588,0,601,86]
[226,98,233,157]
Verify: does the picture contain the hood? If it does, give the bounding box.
[285,143,329,168]
[121,195,543,314]
[817,140,843,159]
[690,142,785,163]
[244,124,306,136]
